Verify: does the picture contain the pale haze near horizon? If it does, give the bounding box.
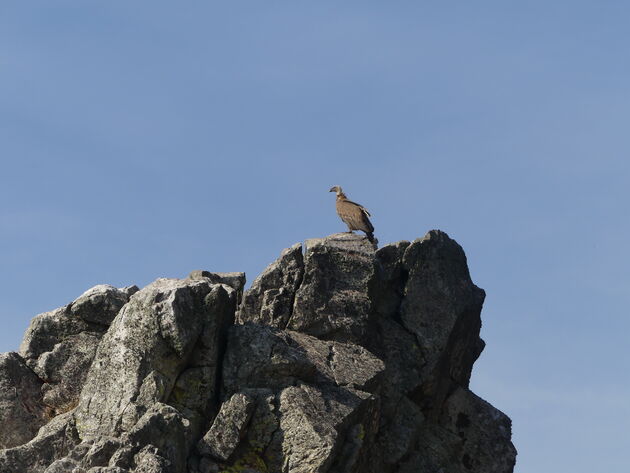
[1,2,629,472]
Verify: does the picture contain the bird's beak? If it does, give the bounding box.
[329,187,336,192]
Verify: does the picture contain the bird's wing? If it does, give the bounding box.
[345,200,371,217]
[339,200,374,233]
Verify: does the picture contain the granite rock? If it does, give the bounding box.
[237,243,304,329]
[0,352,48,449]
[1,230,516,473]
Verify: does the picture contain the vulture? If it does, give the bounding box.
[329,186,375,244]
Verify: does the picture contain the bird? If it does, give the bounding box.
[329,186,375,244]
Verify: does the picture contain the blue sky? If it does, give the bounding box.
[1,2,629,471]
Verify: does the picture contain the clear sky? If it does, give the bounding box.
[1,2,629,471]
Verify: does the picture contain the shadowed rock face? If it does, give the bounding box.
[236,243,304,329]
[0,231,516,473]
[0,352,47,449]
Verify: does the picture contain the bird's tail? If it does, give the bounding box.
[366,232,375,244]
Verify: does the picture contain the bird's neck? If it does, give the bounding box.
[336,192,347,201]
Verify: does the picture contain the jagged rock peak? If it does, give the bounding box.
[0,231,516,473]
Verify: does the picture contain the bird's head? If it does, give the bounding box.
[329,185,342,194]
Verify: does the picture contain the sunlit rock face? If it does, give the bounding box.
[0,231,516,473]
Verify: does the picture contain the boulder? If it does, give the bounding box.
[400,230,486,411]
[212,323,384,472]
[19,285,136,416]
[75,278,232,439]
[272,384,376,473]
[187,271,245,302]
[196,392,256,461]
[0,352,48,449]
[81,437,123,469]
[0,411,79,473]
[396,387,517,473]
[289,233,376,344]
[20,285,133,361]
[221,324,384,395]
[70,284,139,326]
[35,331,103,413]
[132,445,174,473]
[236,243,304,329]
[125,403,192,473]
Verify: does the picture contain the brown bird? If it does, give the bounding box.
[329,186,375,244]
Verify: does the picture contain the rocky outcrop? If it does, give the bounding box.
[18,284,138,419]
[232,231,516,473]
[0,231,516,473]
